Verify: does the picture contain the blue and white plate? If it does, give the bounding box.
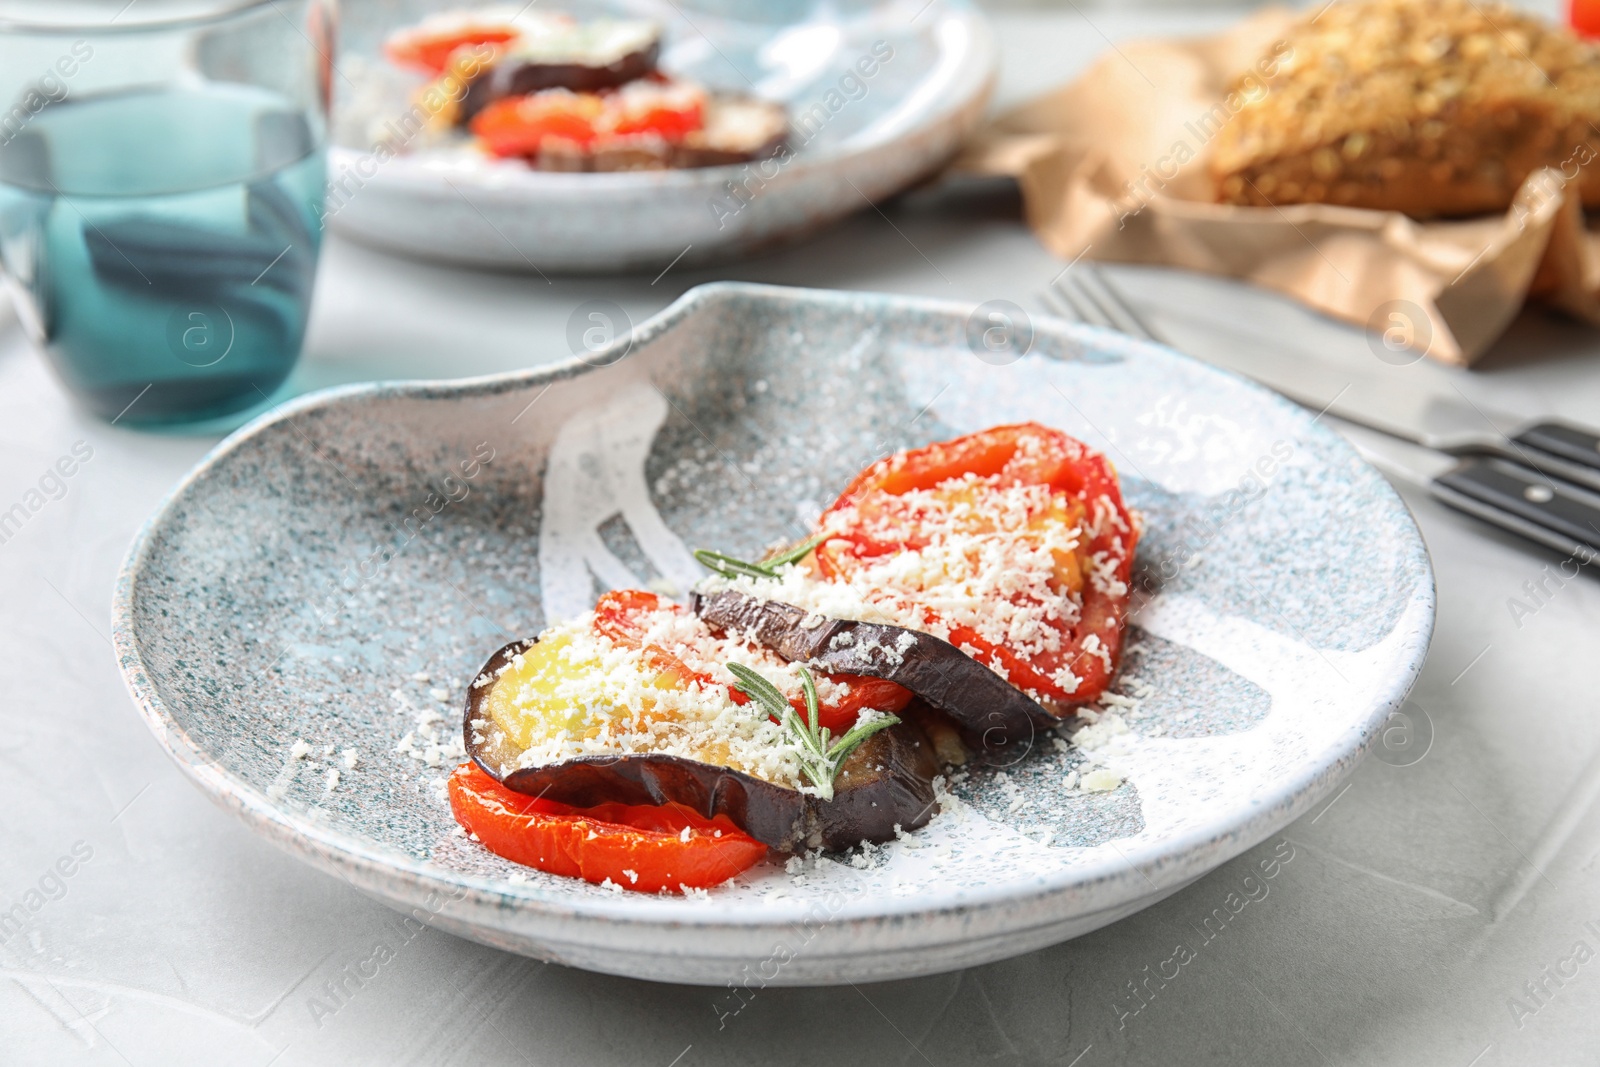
[326,0,996,272]
[112,283,1434,985]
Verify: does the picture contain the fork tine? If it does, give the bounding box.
[1051,269,1118,331]
[1049,261,1163,344]
[1036,286,1071,321]
[1078,264,1160,343]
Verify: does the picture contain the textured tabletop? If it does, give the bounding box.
[4,2,1600,1064]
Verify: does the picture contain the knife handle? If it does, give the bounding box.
[1512,421,1600,490]
[1431,457,1600,564]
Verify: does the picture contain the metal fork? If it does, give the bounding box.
[1039,263,1164,344]
[1037,263,1600,564]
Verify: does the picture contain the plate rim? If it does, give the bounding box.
[111,280,1437,937]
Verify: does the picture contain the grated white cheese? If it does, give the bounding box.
[1072,711,1131,753]
[698,459,1115,703]
[396,698,467,769]
[502,16,660,66]
[1080,768,1124,792]
[483,600,897,790]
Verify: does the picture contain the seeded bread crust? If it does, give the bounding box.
[1212,0,1600,217]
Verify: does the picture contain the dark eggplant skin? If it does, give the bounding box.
[462,638,940,852]
[459,41,662,123]
[534,127,787,173]
[670,128,787,170]
[521,98,788,173]
[692,589,1059,759]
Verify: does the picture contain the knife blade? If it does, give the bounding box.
[1147,305,1600,493]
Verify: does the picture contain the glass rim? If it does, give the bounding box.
[0,0,294,36]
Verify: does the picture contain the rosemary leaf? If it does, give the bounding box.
[693,549,777,581]
[797,664,821,734]
[826,713,901,769]
[694,534,825,581]
[779,706,828,794]
[759,533,826,570]
[727,661,899,803]
[726,662,788,713]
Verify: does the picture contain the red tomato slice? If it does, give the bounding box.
[472,84,708,159]
[449,763,767,892]
[816,423,1137,707]
[609,101,704,140]
[384,25,519,76]
[592,588,699,682]
[470,95,602,157]
[593,589,910,733]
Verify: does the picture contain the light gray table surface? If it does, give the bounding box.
[5,3,1600,1064]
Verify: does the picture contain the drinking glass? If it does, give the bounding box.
[0,0,333,427]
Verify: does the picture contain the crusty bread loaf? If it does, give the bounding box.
[1212,0,1600,217]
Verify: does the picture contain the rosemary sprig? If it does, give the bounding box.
[694,533,825,581]
[726,661,899,802]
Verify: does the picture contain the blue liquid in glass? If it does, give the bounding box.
[0,85,325,425]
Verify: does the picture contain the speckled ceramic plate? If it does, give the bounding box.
[325,0,995,272]
[112,282,1434,985]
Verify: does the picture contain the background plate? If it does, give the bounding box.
[325,0,996,272]
[113,282,1434,985]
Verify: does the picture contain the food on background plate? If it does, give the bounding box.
[455,424,1139,892]
[383,7,536,76]
[1212,0,1600,217]
[457,17,662,108]
[382,7,788,172]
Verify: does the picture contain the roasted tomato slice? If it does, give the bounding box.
[449,763,766,892]
[815,423,1137,708]
[606,91,704,140]
[470,93,604,156]
[384,22,521,76]
[594,589,910,733]
[469,83,706,159]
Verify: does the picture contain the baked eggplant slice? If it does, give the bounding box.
[463,635,939,853]
[672,96,788,168]
[531,96,788,172]
[536,140,674,173]
[693,589,1058,758]
[459,20,662,121]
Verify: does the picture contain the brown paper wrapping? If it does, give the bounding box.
[956,8,1600,365]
